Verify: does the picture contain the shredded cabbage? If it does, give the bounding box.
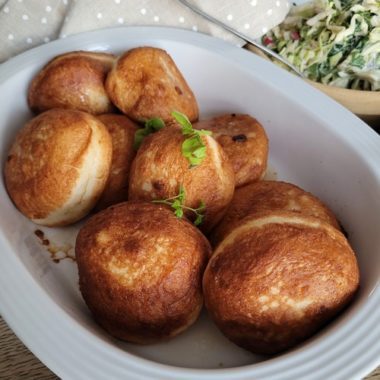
[263,0,380,90]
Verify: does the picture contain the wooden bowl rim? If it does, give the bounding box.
[246,44,380,116]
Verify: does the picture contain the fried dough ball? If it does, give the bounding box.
[105,47,199,122]
[75,202,210,343]
[4,109,112,226]
[96,114,138,209]
[28,51,116,114]
[195,114,268,187]
[204,211,359,355]
[128,126,235,232]
[211,181,340,246]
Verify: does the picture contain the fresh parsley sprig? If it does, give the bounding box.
[134,117,165,150]
[153,185,206,226]
[171,111,212,168]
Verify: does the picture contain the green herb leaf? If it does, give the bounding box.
[171,110,212,167]
[193,201,206,226]
[172,111,193,134]
[181,135,205,166]
[182,136,200,152]
[194,213,204,226]
[152,185,206,226]
[145,117,165,131]
[192,146,207,158]
[133,117,165,150]
[172,199,181,209]
[177,185,186,203]
[133,129,148,150]
[198,200,206,212]
[197,129,212,136]
[174,207,184,218]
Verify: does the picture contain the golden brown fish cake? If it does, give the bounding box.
[96,114,138,209]
[204,210,359,355]
[195,114,268,187]
[128,126,235,232]
[28,51,116,114]
[4,109,112,226]
[75,201,210,343]
[211,180,340,246]
[105,47,199,122]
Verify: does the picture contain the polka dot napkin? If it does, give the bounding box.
[0,0,290,63]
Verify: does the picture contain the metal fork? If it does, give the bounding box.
[177,0,304,78]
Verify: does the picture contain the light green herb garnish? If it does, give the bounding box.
[153,185,206,226]
[171,111,212,168]
[134,117,165,150]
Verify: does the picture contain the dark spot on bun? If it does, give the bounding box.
[232,134,247,142]
[153,180,164,191]
[34,229,44,239]
[175,86,183,95]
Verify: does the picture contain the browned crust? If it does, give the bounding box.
[75,201,211,343]
[28,51,116,115]
[195,114,269,187]
[211,180,341,246]
[204,210,360,355]
[4,108,112,224]
[95,114,138,209]
[105,47,199,122]
[128,126,235,232]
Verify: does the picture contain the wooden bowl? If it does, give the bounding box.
[246,45,380,129]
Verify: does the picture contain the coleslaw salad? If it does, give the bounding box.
[263,0,380,90]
